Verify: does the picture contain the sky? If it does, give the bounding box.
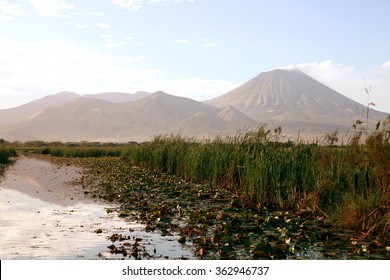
[0,0,389,112]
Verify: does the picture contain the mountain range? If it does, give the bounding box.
[0,69,388,142]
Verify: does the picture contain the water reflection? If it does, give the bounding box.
[0,157,194,260]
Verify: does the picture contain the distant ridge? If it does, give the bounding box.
[0,91,79,127]
[0,91,258,142]
[0,91,151,128]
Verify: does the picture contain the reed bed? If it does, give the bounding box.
[0,145,17,164]
[25,141,134,158]
[122,121,390,239]
[38,146,123,158]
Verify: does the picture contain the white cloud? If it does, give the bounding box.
[0,39,236,109]
[282,60,355,80]
[28,0,74,17]
[95,22,111,29]
[382,61,390,68]
[281,60,390,113]
[0,0,24,20]
[112,0,141,11]
[0,40,162,109]
[205,43,217,48]
[176,38,190,44]
[104,41,126,48]
[67,21,89,29]
[100,34,135,49]
[112,0,194,12]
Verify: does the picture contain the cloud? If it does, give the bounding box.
[280,60,390,113]
[0,40,162,108]
[95,22,111,29]
[382,61,390,68]
[28,0,74,17]
[176,38,190,44]
[0,0,25,20]
[112,0,194,12]
[100,34,135,49]
[205,43,217,48]
[0,39,236,109]
[104,41,127,48]
[203,37,217,48]
[282,60,355,80]
[112,0,141,11]
[67,21,89,29]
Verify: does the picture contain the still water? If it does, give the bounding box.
[0,157,194,260]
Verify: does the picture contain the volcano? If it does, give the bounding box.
[205,69,388,140]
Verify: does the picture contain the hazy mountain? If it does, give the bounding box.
[0,91,151,128]
[1,92,258,142]
[84,91,152,103]
[205,69,389,140]
[119,92,258,138]
[0,91,78,127]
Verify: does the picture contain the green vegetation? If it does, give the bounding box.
[0,141,17,176]
[121,120,390,241]
[0,144,17,164]
[19,141,135,158]
[39,146,123,158]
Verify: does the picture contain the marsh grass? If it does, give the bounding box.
[122,128,322,208]
[122,121,390,240]
[41,146,123,158]
[0,145,17,164]
[30,142,130,158]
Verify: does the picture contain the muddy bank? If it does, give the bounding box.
[0,156,194,260]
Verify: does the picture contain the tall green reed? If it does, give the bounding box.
[0,146,17,164]
[121,122,389,239]
[122,127,325,208]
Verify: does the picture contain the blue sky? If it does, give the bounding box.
[1,0,389,112]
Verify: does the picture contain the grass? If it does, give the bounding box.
[19,141,135,158]
[0,144,17,176]
[39,146,124,158]
[121,120,390,241]
[0,145,17,164]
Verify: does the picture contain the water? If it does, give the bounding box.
[0,156,194,260]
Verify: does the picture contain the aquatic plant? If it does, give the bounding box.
[0,146,17,164]
[121,124,390,241]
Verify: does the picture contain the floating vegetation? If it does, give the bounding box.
[48,155,389,260]
[121,123,390,245]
